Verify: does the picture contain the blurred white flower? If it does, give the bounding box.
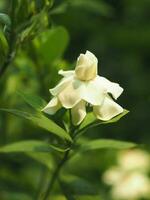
[42,50,124,125]
[111,172,150,200]
[118,149,150,172]
[103,149,150,200]
[103,167,123,185]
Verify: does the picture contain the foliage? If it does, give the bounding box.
[0,0,149,199]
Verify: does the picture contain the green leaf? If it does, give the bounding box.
[26,152,55,170]
[0,13,11,27]
[0,30,8,64]
[70,0,112,16]
[34,26,69,63]
[60,175,99,195]
[18,9,49,43]
[75,196,101,200]
[51,196,67,200]
[50,3,68,15]
[79,109,129,131]
[0,109,72,142]
[0,140,66,153]
[50,195,101,200]
[79,112,96,130]
[1,192,32,200]
[78,139,136,152]
[17,91,47,111]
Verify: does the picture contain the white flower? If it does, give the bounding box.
[103,149,150,200]
[118,149,150,172]
[42,50,124,125]
[103,167,123,185]
[111,172,150,200]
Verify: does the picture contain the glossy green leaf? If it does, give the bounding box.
[0,109,72,142]
[79,109,129,131]
[17,91,47,111]
[0,13,11,27]
[35,26,69,63]
[78,139,136,152]
[0,140,66,153]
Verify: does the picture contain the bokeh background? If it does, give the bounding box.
[0,0,150,199]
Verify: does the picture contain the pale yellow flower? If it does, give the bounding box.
[111,172,150,200]
[42,50,124,125]
[118,149,150,172]
[103,149,150,200]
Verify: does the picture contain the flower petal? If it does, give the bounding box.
[58,70,75,77]
[58,79,84,108]
[85,50,98,64]
[97,76,123,99]
[75,50,98,81]
[42,97,61,115]
[81,79,106,106]
[50,76,73,96]
[71,100,86,126]
[93,96,123,121]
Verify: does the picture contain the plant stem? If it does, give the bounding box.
[39,111,76,200]
[41,149,70,200]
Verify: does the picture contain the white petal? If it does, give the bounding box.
[85,50,98,64]
[58,79,84,108]
[71,100,86,126]
[75,51,98,81]
[50,76,73,96]
[58,70,75,77]
[93,96,123,121]
[81,79,106,106]
[42,97,61,115]
[97,76,123,99]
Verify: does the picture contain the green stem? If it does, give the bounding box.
[39,111,76,200]
[41,149,71,200]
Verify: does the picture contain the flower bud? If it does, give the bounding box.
[75,50,98,81]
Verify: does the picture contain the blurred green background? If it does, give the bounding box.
[0,0,150,199]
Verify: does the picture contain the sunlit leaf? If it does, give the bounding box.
[34,26,69,63]
[0,109,72,142]
[0,140,66,153]
[78,139,136,152]
[17,91,47,111]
